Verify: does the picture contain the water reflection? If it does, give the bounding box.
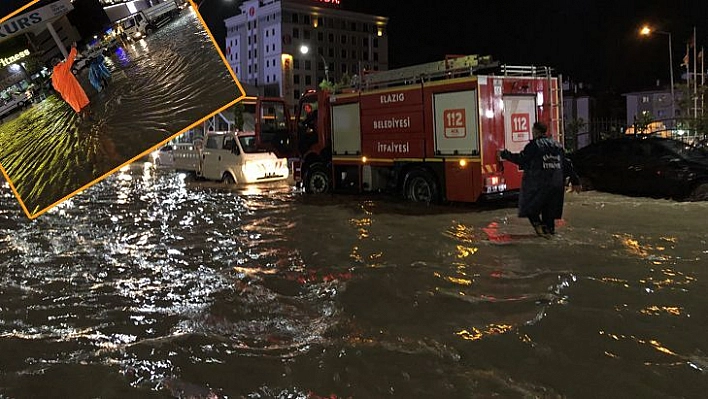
[0,11,241,216]
[1,180,708,397]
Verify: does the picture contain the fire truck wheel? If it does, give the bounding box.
[305,164,331,194]
[222,172,236,184]
[404,169,439,204]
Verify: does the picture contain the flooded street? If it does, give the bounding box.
[1,164,708,398]
[0,8,241,216]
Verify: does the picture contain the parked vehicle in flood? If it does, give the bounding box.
[569,136,708,201]
[172,132,289,184]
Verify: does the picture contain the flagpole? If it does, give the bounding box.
[686,41,691,90]
[693,27,698,118]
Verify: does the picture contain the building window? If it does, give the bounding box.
[291,13,298,23]
[266,30,269,37]
[328,48,335,58]
[294,59,300,69]
[351,35,356,45]
[305,75,312,85]
[641,96,650,103]
[294,74,300,84]
[340,35,346,44]
[293,28,299,38]
[328,33,334,43]
[351,50,356,58]
[305,60,311,70]
[373,52,378,61]
[294,90,300,100]
[373,38,379,48]
[350,22,357,31]
[304,29,311,39]
[341,63,347,73]
[341,49,346,58]
[267,75,270,83]
[304,15,311,24]
[363,51,369,61]
[318,47,323,55]
[318,32,323,41]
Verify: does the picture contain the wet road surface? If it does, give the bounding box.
[1,165,708,398]
[0,8,241,216]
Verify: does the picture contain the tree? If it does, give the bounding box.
[233,101,244,131]
[318,72,354,93]
[675,83,708,139]
[564,117,585,151]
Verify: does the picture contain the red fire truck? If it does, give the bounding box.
[278,55,564,203]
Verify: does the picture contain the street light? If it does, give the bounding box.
[299,44,330,83]
[640,25,675,125]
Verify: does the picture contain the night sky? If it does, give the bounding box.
[198,0,707,96]
[2,0,707,97]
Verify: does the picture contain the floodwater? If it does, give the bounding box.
[0,8,241,216]
[1,164,708,398]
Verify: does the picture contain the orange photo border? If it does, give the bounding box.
[0,0,246,219]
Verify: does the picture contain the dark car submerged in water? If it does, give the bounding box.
[569,136,708,201]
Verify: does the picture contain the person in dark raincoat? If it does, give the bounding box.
[88,53,111,92]
[500,122,581,237]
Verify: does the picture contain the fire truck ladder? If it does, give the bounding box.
[499,65,553,77]
[360,54,498,89]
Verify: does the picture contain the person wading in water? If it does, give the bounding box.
[499,122,581,238]
[51,43,91,120]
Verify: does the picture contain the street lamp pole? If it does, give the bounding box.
[641,26,675,126]
[319,54,330,83]
[661,31,675,124]
[300,45,330,83]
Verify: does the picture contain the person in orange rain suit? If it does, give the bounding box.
[51,45,91,119]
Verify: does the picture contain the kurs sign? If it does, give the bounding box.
[0,0,74,41]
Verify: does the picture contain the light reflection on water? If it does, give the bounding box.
[1,170,708,397]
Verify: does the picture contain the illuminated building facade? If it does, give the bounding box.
[224,0,389,103]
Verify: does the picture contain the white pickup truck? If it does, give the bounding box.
[0,92,30,121]
[122,0,180,40]
[172,131,289,184]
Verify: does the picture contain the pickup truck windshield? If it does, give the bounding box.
[238,136,262,153]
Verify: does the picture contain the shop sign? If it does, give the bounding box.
[0,0,74,41]
[0,49,30,68]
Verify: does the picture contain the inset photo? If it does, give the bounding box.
[0,0,245,218]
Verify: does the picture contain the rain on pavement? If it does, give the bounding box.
[0,8,242,216]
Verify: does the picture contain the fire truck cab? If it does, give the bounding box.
[292,55,564,204]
